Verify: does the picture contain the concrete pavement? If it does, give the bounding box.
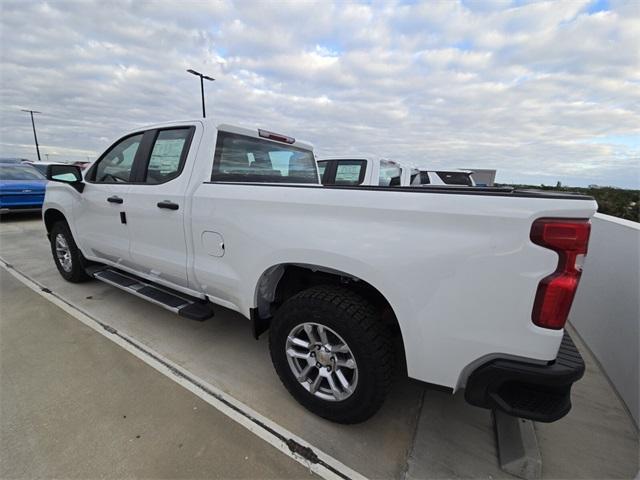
[0,268,313,479]
[1,214,638,479]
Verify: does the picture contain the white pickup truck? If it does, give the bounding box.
[43,119,596,424]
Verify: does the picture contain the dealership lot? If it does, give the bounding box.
[1,214,638,479]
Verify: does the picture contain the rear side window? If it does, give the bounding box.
[211,131,318,183]
[436,171,473,186]
[378,161,402,186]
[334,160,366,185]
[145,128,192,184]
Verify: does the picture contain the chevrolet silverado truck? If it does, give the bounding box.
[43,119,596,424]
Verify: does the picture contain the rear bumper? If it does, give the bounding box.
[464,332,585,422]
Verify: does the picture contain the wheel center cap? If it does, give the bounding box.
[317,348,332,366]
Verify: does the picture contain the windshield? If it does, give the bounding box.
[0,164,46,180]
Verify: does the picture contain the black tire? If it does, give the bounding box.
[49,221,92,283]
[269,285,393,424]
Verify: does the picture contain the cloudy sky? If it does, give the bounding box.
[1,0,639,187]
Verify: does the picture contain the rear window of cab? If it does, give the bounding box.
[211,132,318,184]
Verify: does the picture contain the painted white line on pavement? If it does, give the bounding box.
[1,259,367,480]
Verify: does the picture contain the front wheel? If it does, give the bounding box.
[49,222,91,283]
[269,285,393,424]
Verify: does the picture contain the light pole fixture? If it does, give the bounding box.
[21,109,42,161]
[187,69,215,118]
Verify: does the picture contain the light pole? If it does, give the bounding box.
[186,69,215,118]
[21,109,42,161]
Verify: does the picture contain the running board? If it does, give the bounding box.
[90,267,214,321]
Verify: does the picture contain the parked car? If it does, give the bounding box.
[0,163,48,214]
[43,120,596,424]
[22,160,63,176]
[0,157,30,164]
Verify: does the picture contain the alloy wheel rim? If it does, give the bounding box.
[285,322,358,402]
[55,234,72,272]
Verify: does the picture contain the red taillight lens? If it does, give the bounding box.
[530,219,591,330]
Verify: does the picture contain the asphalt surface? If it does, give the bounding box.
[0,268,313,479]
[1,213,638,479]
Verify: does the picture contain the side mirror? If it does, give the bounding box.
[46,164,84,192]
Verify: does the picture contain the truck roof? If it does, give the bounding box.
[126,119,314,151]
[218,123,314,151]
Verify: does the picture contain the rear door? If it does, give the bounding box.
[125,126,197,289]
[74,132,144,265]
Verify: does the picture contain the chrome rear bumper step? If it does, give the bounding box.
[90,267,214,321]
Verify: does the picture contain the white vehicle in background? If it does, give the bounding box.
[318,158,475,187]
[43,120,596,424]
[410,169,476,187]
[318,157,410,186]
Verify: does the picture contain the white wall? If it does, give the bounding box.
[570,213,639,427]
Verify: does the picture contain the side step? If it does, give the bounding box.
[89,267,214,321]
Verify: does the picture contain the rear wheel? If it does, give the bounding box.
[269,285,393,424]
[49,222,91,283]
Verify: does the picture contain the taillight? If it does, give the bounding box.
[530,218,591,330]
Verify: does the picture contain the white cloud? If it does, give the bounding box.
[0,0,638,187]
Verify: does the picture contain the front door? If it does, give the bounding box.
[125,126,196,289]
[74,132,144,267]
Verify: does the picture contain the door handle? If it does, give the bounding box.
[157,200,179,210]
[107,196,123,204]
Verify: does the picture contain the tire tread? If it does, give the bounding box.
[269,284,393,423]
[50,221,92,283]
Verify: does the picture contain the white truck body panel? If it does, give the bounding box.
[44,119,598,391]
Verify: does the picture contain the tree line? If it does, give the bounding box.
[498,184,639,222]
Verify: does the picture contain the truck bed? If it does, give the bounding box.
[208,180,595,201]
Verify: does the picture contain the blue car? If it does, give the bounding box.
[0,163,47,214]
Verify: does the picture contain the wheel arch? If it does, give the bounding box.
[43,208,69,237]
[253,262,407,372]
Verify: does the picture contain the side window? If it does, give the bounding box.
[410,170,429,185]
[378,161,402,186]
[145,128,192,184]
[211,132,318,183]
[94,134,143,183]
[436,171,473,186]
[334,160,366,185]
